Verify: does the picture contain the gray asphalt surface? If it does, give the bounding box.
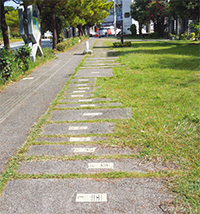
[0,38,96,173]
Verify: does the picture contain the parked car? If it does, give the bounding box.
[100,26,121,36]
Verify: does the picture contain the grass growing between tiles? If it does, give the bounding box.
[95,40,200,213]
[0,54,88,195]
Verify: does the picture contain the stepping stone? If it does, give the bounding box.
[82,63,120,65]
[50,108,132,121]
[56,102,121,109]
[71,78,96,83]
[87,57,118,60]
[59,98,111,103]
[86,58,116,61]
[39,122,114,135]
[0,178,173,214]
[68,83,96,87]
[74,69,113,77]
[18,159,168,174]
[65,89,95,94]
[63,94,94,98]
[25,144,135,156]
[81,65,118,70]
[34,136,105,143]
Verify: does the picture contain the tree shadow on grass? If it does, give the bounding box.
[107,42,199,57]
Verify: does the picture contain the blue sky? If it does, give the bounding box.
[4,0,20,8]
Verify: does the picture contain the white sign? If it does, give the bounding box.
[72,91,86,93]
[72,148,96,153]
[80,104,96,107]
[78,87,90,89]
[18,5,43,62]
[83,113,102,117]
[88,163,114,169]
[71,95,84,97]
[68,126,88,130]
[69,137,91,142]
[77,84,88,86]
[76,193,107,202]
[78,79,89,82]
[79,99,93,102]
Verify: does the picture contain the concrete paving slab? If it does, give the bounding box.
[75,69,113,78]
[39,122,114,135]
[63,94,94,98]
[34,136,105,143]
[18,159,168,174]
[0,38,96,173]
[83,63,120,66]
[65,89,95,94]
[0,178,172,214]
[71,78,96,83]
[56,102,121,108]
[87,57,118,60]
[26,144,135,156]
[59,98,111,103]
[50,108,132,121]
[68,83,96,87]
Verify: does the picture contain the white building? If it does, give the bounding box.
[103,0,154,35]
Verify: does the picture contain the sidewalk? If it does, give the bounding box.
[0,38,173,213]
[0,38,96,173]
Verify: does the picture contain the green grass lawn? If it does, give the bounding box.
[95,41,200,213]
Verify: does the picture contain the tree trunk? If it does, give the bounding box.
[72,27,75,37]
[139,23,142,35]
[0,0,10,49]
[51,5,57,49]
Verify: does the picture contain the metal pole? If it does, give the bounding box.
[113,0,117,37]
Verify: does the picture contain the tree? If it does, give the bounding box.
[5,9,19,28]
[169,0,199,24]
[130,0,151,35]
[65,0,113,36]
[0,0,10,48]
[145,0,168,37]
[131,0,168,37]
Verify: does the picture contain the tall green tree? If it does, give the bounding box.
[65,0,113,36]
[131,0,168,37]
[169,0,199,23]
[5,9,19,28]
[130,0,151,35]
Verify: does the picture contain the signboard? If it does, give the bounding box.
[18,5,43,62]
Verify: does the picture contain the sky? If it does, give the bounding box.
[4,0,20,8]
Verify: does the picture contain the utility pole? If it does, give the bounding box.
[113,0,117,37]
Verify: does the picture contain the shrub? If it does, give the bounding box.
[130,24,137,36]
[57,36,85,52]
[194,23,200,37]
[57,43,66,51]
[0,48,15,83]
[113,41,132,47]
[15,45,31,71]
[190,33,195,40]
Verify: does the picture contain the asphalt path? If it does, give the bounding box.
[0,38,96,173]
[0,38,52,50]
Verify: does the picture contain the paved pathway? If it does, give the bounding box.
[0,39,173,213]
[0,38,96,172]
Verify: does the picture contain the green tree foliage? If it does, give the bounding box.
[131,0,168,37]
[65,0,113,36]
[145,0,168,37]
[5,9,19,28]
[169,0,199,23]
[130,0,151,35]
